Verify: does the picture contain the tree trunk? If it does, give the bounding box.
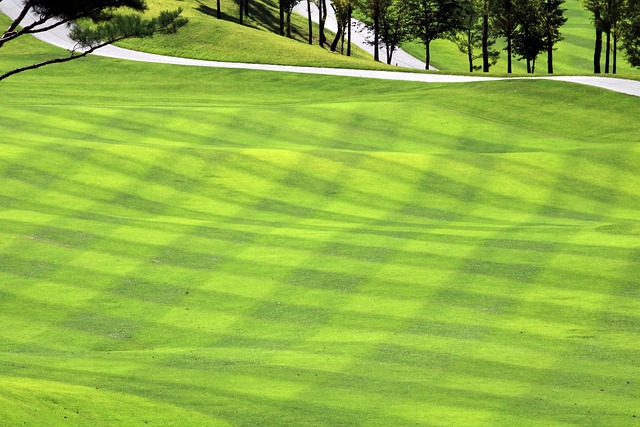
[217,0,221,19]
[547,37,553,73]
[468,34,473,73]
[507,35,512,74]
[527,58,531,73]
[546,0,552,74]
[532,58,536,74]
[307,0,313,44]
[613,31,617,74]
[425,40,431,70]
[482,5,489,72]
[240,0,244,25]
[331,24,342,51]
[286,10,292,38]
[319,0,327,46]
[594,29,602,73]
[373,10,380,62]
[279,0,284,36]
[605,30,611,73]
[347,4,352,56]
[245,0,250,18]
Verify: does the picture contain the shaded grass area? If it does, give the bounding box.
[1,39,640,425]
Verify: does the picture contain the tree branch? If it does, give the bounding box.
[0,38,123,82]
[4,1,32,35]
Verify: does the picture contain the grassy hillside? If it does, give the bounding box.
[402,0,640,76]
[116,0,392,69]
[1,32,640,425]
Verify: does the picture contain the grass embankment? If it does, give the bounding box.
[116,0,392,69]
[402,0,640,76]
[1,36,640,425]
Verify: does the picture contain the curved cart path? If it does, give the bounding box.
[2,0,640,96]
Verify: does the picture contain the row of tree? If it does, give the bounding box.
[230,0,640,73]
[583,0,640,73]
[351,0,568,72]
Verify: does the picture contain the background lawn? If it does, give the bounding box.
[0,32,639,425]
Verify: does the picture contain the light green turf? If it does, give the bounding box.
[402,0,640,76]
[1,34,640,426]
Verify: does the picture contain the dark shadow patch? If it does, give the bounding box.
[287,268,366,292]
[152,248,223,271]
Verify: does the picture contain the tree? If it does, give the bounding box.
[347,1,353,55]
[378,0,410,64]
[481,0,490,71]
[450,0,498,72]
[331,0,353,53]
[540,0,567,73]
[238,0,252,23]
[317,0,328,46]
[357,0,386,61]
[622,0,640,67]
[584,0,605,72]
[0,0,187,82]
[490,0,519,73]
[512,0,545,73]
[280,0,302,37]
[602,0,626,72]
[407,0,465,70]
[307,0,313,44]
[584,0,625,73]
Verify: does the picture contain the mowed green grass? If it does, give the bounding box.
[1,37,640,425]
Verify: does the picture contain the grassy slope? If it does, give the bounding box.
[402,0,640,76]
[116,0,392,69]
[1,29,640,426]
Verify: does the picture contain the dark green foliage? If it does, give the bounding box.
[449,0,499,72]
[378,0,411,64]
[29,0,146,20]
[512,0,545,73]
[540,0,567,73]
[622,0,640,66]
[490,0,518,72]
[70,9,186,48]
[407,0,465,69]
[355,0,388,61]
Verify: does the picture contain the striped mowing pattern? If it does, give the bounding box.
[0,67,639,425]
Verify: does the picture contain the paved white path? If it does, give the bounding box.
[2,0,640,96]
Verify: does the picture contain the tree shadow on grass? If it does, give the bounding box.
[194,1,241,25]
[194,0,319,46]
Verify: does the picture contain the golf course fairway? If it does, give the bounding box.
[0,35,639,426]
